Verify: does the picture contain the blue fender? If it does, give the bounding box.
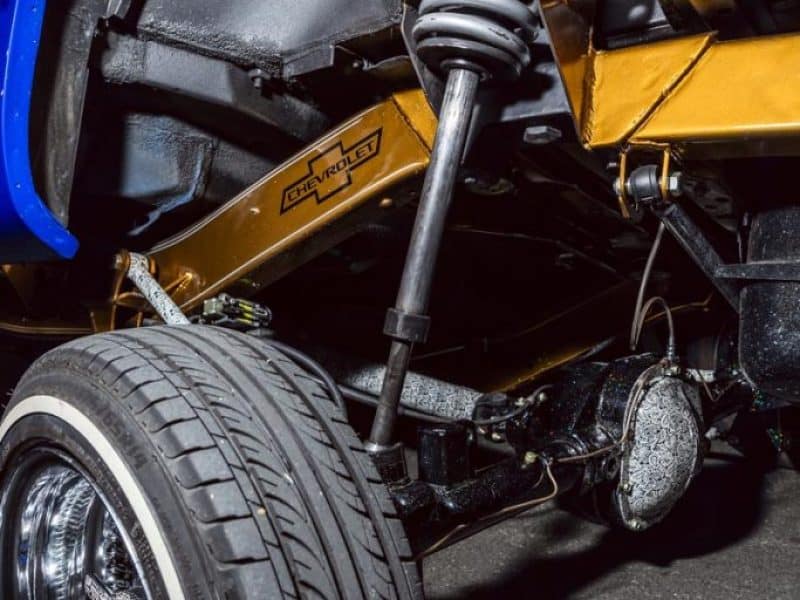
[0,0,78,262]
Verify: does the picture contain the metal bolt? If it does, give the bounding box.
[379,198,394,209]
[629,519,646,532]
[522,451,539,468]
[490,432,503,443]
[248,68,269,89]
[523,125,562,146]
[515,397,527,408]
[667,172,683,197]
[620,481,633,495]
[112,254,126,270]
[536,390,549,403]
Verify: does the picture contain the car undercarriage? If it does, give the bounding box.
[0,0,798,598]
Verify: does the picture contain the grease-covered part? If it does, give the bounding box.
[614,372,703,531]
[740,207,800,402]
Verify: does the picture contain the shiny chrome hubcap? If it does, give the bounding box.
[2,452,150,599]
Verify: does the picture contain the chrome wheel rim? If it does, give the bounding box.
[1,449,151,600]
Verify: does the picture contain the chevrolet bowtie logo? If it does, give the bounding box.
[281,128,383,214]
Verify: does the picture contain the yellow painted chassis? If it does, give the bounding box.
[2,13,799,389]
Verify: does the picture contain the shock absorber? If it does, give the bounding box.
[368,0,538,452]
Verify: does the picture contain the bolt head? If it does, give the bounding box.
[248,68,268,89]
[621,481,633,495]
[523,451,538,466]
[667,172,683,197]
[629,519,646,531]
[523,125,562,146]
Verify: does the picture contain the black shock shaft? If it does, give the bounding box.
[368,0,537,450]
[369,68,480,448]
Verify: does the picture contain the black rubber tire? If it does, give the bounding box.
[0,325,422,599]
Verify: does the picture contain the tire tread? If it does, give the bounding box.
[19,326,420,600]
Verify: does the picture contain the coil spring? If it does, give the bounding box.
[412,0,538,81]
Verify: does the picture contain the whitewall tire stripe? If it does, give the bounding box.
[0,395,186,600]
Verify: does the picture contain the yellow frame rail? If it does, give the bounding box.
[541,1,800,156]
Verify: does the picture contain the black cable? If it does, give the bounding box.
[263,339,348,420]
[633,296,677,362]
[631,222,666,350]
[450,226,625,280]
[472,385,554,427]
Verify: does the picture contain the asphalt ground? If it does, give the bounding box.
[424,448,800,599]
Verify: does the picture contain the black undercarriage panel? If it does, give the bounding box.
[135,0,402,76]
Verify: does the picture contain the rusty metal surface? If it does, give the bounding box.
[149,90,436,311]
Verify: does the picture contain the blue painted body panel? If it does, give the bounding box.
[0,0,78,262]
